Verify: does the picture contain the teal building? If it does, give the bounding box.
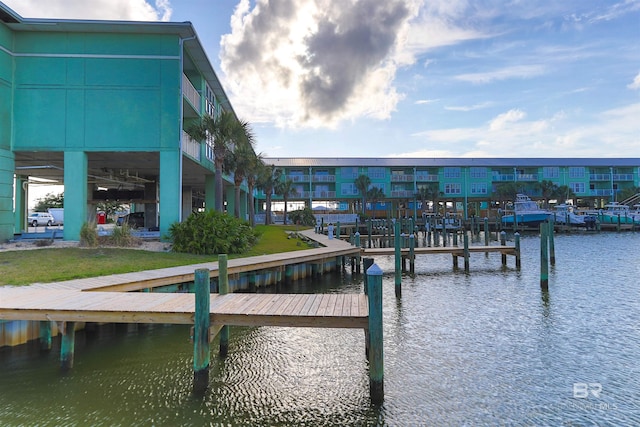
[259,158,640,219]
[1,3,249,241]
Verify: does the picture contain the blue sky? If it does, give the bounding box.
[5,0,640,159]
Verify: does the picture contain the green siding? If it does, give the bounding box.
[12,32,181,152]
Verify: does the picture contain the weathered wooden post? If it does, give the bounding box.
[193,268,211,395]
[514,232,521,269]
[409,233,415,274]
[500,231,507,267]
[321,217,324,234]
[363,257,374,358]
[548,220,556,266]
[366,262,384,404]
[39,321,52,351]
[540,223,549,291]
[484,217,489,246]
[367,219,372,248]
[355,232,361,273]
[60,321,76,371]
[394,220,401,297]
[218,255,230,357]
[463,231,470,272]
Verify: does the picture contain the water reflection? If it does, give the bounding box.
[1,233,639,425]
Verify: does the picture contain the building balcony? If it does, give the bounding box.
[286,175,310,183]
[590,189,613,197]
[613,174,634,181]
[312,175,335,182]
[415,173,438,182]
[310,191,336,198]
[182,131,200,161]
[516,174,538,181]
[391,174,414,182]
[182,74,201,113]
[589,174,611,181]
[492,173,515,182]
[391,190,415,198]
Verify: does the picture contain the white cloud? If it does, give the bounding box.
[455,65,547,84]
[445,102,493,111]
[488,109,526,131]
[3,0,172,21]
[628,72,640,90]
[415,99,439,105]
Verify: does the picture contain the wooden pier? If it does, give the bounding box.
[0,230,385,403]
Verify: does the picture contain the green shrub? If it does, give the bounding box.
[287,207,316,226]
[109,223,135,247]
[169,210,259,255]
[80,222,98,247]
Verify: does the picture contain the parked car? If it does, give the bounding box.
[116,212,145,228]
[28,212,56,227]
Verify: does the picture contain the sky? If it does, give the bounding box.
[4,0,640,161]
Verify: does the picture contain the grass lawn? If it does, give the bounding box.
[2,225,313,286]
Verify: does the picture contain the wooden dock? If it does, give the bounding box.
[362,245,517,256]
[0,230,385,403]
[0,287,368,329]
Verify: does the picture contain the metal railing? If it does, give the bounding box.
[181,131,200,161]
[182,74,201,113]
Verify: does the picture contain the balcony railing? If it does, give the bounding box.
[613,174,634,181]
[590,189,613,197]
[312,175,335,182]
[391,174,414,182]
[516,174,538,181]
[590,174,611,181]
[182,131,200,161]
[391,190,415,198]
[286,175,310,183]
[182,74,201,113]
[310,191,336,198]
[415,173,438,182]
[492,173,515,181]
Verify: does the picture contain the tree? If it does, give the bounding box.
[415,184,441,214]
[276,178,298,225]
[354,174,371,214]
[186,111,252,212]
[554,185,576,204]
[366,186,385,218]
[246,152,264,226]
[96,200,125,221]
[257,164,281,225]
[33,192,64,212]
[537,180,558,208]
[493,182,520,209]
[226,127,256,219]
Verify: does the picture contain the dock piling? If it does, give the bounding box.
[463,232,470,272]
[218,255,229,357]
[39,320,51,352]
[548,220,556,266]
[394,220,402,297]
[193,268,211,395]
[514,232,521,269]
[366,263,384,405]
[540,223,549,291]
[60,321,76,371]
[500,231,507,267]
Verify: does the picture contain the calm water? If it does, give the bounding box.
[1,232,639,426]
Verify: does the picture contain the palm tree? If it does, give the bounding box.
[187,111,251,212]
[493,182,519,210]
[537,180,558,208]
[354,174,371,214]
[257,164,281,225]
[226,129,256,219]
[554,185,576,204]
[276,178,298,225]
[366,187,385,218]
[415,183,441,213]
[246,151,264,226]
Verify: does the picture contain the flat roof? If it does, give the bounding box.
[263,157,640,168]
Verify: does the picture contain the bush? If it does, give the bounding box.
[108,223,136,247]
[80,222,98,247]
[287,207,316,226]
[169,210,259,255]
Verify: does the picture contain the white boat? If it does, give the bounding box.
[501,194,553,226]
[596,203,640,225]
[552,204,597,228]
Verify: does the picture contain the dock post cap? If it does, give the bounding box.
[366,263,383,276]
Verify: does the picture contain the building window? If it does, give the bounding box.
[543,167,559,179]
[444,183,461,194]
[341,167,358,179]
[470,183,487,194]
[368,167,385,179]
[444,167,461,178]
[341,183,358,196]
[570,182,585,194]
[470,167,487,179]
[569,167,585,178]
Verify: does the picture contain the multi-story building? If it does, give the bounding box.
[0,3,249,241]
[258,158,640,218]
